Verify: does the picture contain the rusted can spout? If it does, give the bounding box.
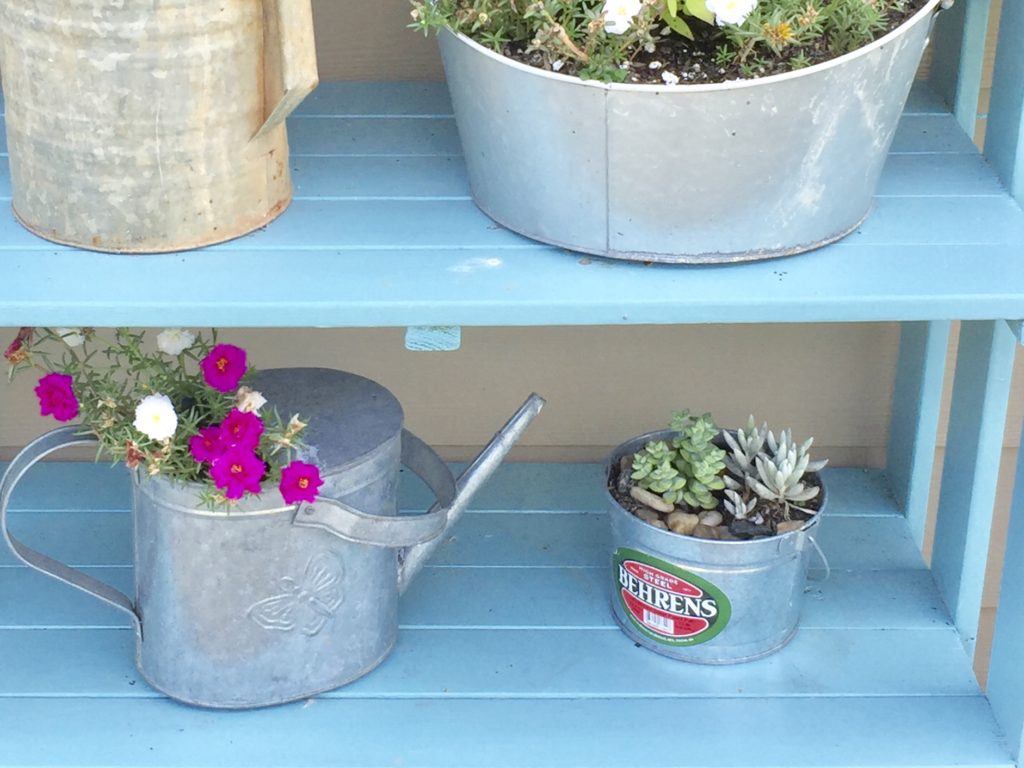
[398,394,546,592]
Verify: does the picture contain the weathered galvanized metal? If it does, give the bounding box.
[0,0,319,253]
[438,0,948,263]
[607,430,826,663]
[0,368,544,708]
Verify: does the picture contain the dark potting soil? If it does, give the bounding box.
[607,459,822,539]
[504,0,930,85]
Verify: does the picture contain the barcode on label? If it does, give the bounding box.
[642,609,673,633]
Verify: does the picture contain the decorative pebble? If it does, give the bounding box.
[617,456,633,494]
[661,71,680,85]
[777,520,806,535]
[633,507,661,525]
[690,523,720,540]
[630,486,674,513]
[698,510,723,527]
[648,60,663,70]
[650,519,669,530]
[730,519,774,539]
[667,511,699,536]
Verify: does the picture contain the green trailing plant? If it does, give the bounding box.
[410,0,927,83]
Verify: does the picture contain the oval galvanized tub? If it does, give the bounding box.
[0,0,318,253]
[438,0,946,263]
[607,430,827,663]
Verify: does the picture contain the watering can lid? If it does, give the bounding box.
[252,368,404,469]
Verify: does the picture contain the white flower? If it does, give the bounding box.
[707,0,757,26]
[235,386,268,415]
[55,328,85,348]
[662,70,681,85]
[602,0,643,35]
[133,394,178,441]
[156,329,195,356]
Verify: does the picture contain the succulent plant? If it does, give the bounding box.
[670,411,727,510]
[723,416,828,522]
[631,440,687,504]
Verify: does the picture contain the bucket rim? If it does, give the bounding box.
[442,0,942,94]
[605,428,827,547]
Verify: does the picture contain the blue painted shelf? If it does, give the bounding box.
[0,82,1022,328]
[0,463,1012,767]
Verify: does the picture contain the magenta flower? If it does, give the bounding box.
[279,461,324,504]
[209,447,266,500]
[35,372,79,422]
[189,426,224,464]
[219,409,264,450]
[200,344,247,393]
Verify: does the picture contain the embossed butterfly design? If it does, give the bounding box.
[247,552,345,637]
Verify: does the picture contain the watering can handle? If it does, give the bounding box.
[253,0,320,142]
[293,429,456,549]
[0,427,140,628]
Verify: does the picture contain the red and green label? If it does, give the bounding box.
[614,548,731,646]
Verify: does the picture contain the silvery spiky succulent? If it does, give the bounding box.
[724,488,760,523]
[751,429,828,516]
[724,416,828,523]
[722,415,768,479]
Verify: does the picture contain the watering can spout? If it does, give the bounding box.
[398,393,546,592]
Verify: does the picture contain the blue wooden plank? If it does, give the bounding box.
[0,511,925,572]
[890,114,983,154]
[1,196,1017,254]
[0,566,950,631]
[984,0,1024,203]
[0,153,1008,204]
[928,0,992,135]
[293,82,453,117]
[986,416,1024,761]
[0,111,978,161]
[0,626,979,699]
[0,697,1010,768]
[931,320,1017,656]
[5,240,1024,327]
[0,464,887,518]
[886,321,950,549]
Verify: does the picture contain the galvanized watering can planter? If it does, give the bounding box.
[607,430,827,663]
[438,0,948,263]
[0,368,545,708]
[0,0,319,253]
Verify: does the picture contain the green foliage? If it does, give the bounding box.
[410,0,920,82]
[6,328,307,505]
[631,410,726,510]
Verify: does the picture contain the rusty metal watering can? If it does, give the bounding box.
[0,369,545,708]
[0,0,319,252]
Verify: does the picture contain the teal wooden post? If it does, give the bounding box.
[929,0,992,136]
[886,321,950,549]
[930,320,1016,657]
[984,0,1024,202]
[988,408,1024,761]
[982,4,1024,756]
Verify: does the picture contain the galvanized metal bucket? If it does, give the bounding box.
[0,0,319,253]
[0,368,544,708]
[607,431,826,663]
[438,0,947,263]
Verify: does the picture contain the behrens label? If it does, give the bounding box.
[614,547,731,646]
